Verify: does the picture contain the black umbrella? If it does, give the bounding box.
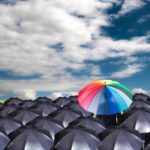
[0,104,18,117]
[54,97,70,107]
[145,144,150,150]
[35,97,52,102]
[127,101,150,111]
[99,127,143,150]
[54,127,102,150]
[27,116,64,140]
[64,102,93,117]
[68,95,77,102]
[19,100,35,108]
[121,109,150,134]
[0,118,21,135]
[9,108,39,125]
[6,126,53,150]
[133,93,149,102]
[30,101,59,116]
[4,97,23,106]
[50,109,81,127]
[69,117,105,134]
[0,130,10,150]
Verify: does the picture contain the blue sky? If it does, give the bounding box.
[0,0,150,99]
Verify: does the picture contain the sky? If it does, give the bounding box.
[0,0,150,99]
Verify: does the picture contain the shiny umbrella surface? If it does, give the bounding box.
[121,109,150,133]
[64,102,93,117]
[50,109,81,127]
[0,130,10,150]
[4,98,22,106]
[6,126,53,150]
[127,100,150,111]
[27,116,64,140]
[9,109,39,125]
[78,80,132,115]
[54,127,102,150]
[54,97,70,107]
[69,117,105,134]
[30,101,59,116]
[35,97,52,103]
[133,93,149,102]
[0,118,21,135]
[19,100,35,108]
[0,104,18,117]
[99,127,143,150]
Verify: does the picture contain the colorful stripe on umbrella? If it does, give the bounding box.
[78,80,132,115]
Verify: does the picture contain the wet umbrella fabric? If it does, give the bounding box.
[30,102,58,116]
[0,130,10,150]
[9,109,39,125]
[121,109,150,133]
[27,116,64,140]
[0,118,21,134]
[99,127,143,150]
[6,126,53,150]
[78,80,132,115]
[64,102,93,117]
[69,117,105,134]
[54,127,102,150]
[50,109,81,128]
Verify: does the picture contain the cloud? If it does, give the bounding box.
[50,92,64,100]
[132,88,149,95]
[14,89,36,99]
[138,14,150,23]
[111,64,144,78]
[118,0,145,16]
[0,0,149,98]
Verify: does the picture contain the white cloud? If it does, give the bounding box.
[0,0,149,98]
[50,92,64,100]
[111,64,144,78]
[132,88,149,95]
[118,0,145,16]
[14,89,36,99]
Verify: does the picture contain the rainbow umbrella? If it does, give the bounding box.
[78,80,132,115]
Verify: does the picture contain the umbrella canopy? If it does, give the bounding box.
[0,104,18,117]
[127,101,150,111]
[121,109,150,134]
[68,96,78,102]
[69,117,105,134]
[19,100,35,108]
[4,97,22,106]
[64,102,93,117]
[30,101,59,116]
[9,108,39,125]
[0,118,21,135]
[78,80,132,115]
[50,109,81,127]
[6,126,53,150]
[54,97,70,107]
[99,128,143,150]
[35,97,52,102]
[54,127,102,150]
[145,144,150,150]
[0,130,10,150]
[27,116,64,140]
[133,93,149,102]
